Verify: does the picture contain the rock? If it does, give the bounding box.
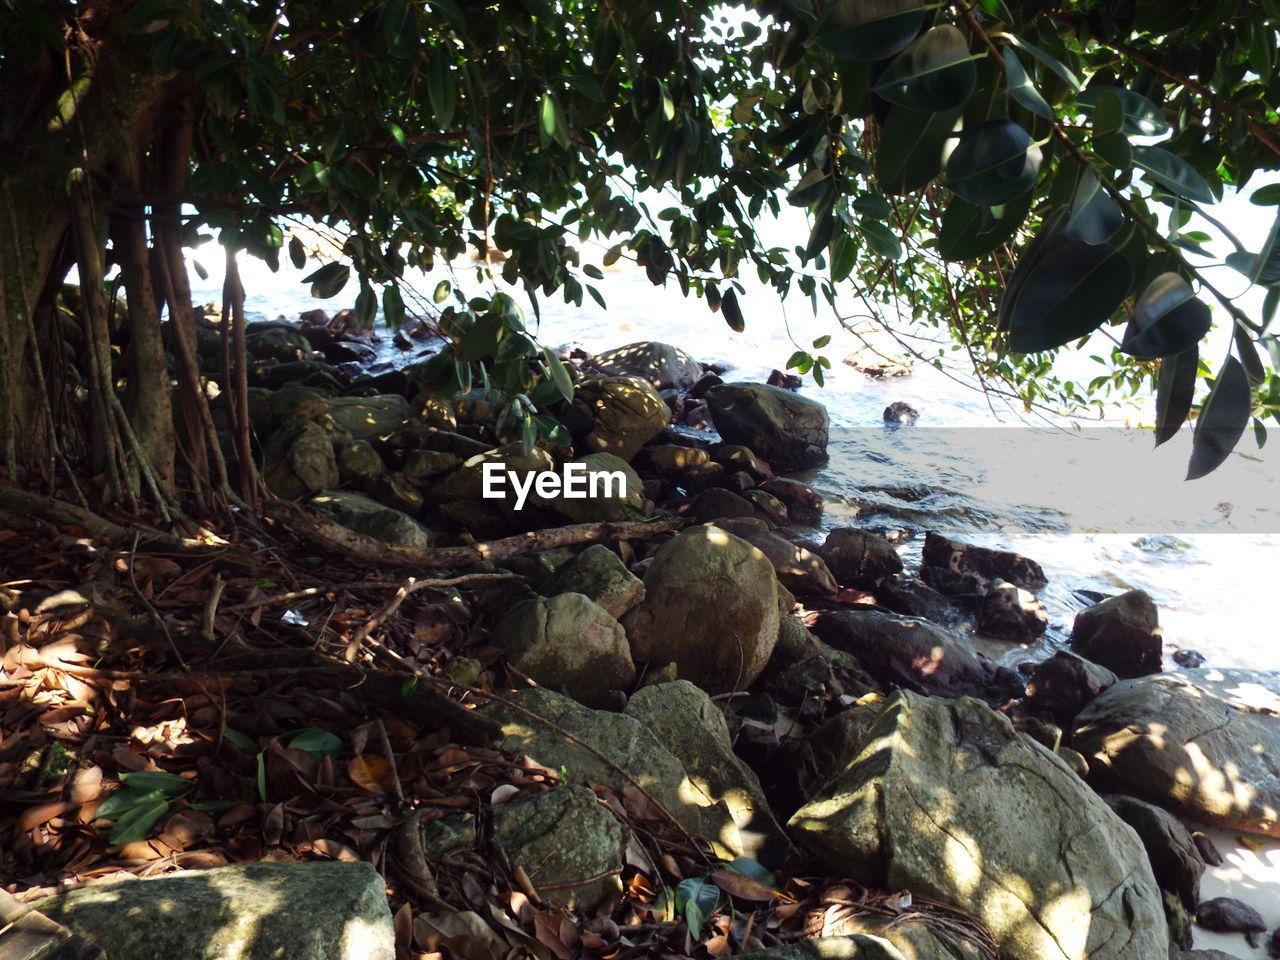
[976,581,1048,641]
[788,691,1168,960]
[744,489,789,525]
[430,442,554,505]
[311,491,433,550]
[736,927,981,960]
[262,419,339,498]
[689,487,756,522]
[919,566,985,599]
[1102,795,1204,911]
[1056,746,1090,778]
[363,471,424,514]
[706,382,828,471]
[766,369,802,390]
[758,478,824,525]
[883,401,918,425]
[328,394,411,442]
[843,344,912,379]
[336,439,387,484]
[1195,897,1267,946]
[582,341,704,391]
[922,532,1047,591]
[682,398,713,429]
[566,376,670,461]
[622,525,780,694]
[1192,831,1224,867]
[35,862,393,960]
[478,687,740,857]
[415,397,457,430]
[490,593,634,708]
[635,444,712,479]
[417,429,494,459]
[624,681,794,864]
[539,544,645,619]
[711,518,839,597]
[711,444,774,481]
[401,449,462,484]
[819,529,903,587]
[1022,651,1118,724]
[687,371,723,399]
[269,384,332,424]
[809,609,1023,703]
[490,785,628,910]
[542,452,646,523]
[1172,648,1206,669]
[1172,951,1252,960]
[872,578,952,623]
[1073,669,1280,837]
[1070,590,1162,679]
[246,326,315,364]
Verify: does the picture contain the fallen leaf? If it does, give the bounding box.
[349,754,395,793]
[308,838,360,861]
[18,800,71,831]
[710,870,784,902]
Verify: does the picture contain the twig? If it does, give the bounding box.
[375,718,406,808]
[129,532,186,670]
[200,573,225,644]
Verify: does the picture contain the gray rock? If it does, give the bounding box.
[583,341,704,391]
[262,419,339,498]
[402,449,462,484]
[706,382,829,471]
[491,593,634,708]
[758,478,823,525]
[1074,669,1280,837]
[921,531,1047,591]
[478,687,741,858]
[336,439,387,484]
[689,487,756,522]
[1102,794,1204,911]
[809,609,1022,703]
[539,452,646,523]
[736,927,980,960]
[625,681,795,865]
[35,862,393,960]
[883,401,919,425]
[788,691,1168,960]
[711,518,839,597]
[1070,590,1162,679]
[567,376,670,462]
[246,326,315,364]
[1023,651,1118,724]
[490,785,628,910]
[977,581,1048,641]
[1195,897,1266,944]
[328,394,410,442]
[710,444,775,481]
[820,528,902,587]
[269,384,332,423]
[622,525,780,694]
[634,444,712,480]
[430,442,554,505]
[873,578,952,623]
[539,544,645,619]
[743,489,789,525]
[311,490,433,550]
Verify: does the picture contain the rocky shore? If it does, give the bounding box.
[23,318,1280,960]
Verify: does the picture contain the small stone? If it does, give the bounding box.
[1196,897,1267,946]
[883,401,918,425]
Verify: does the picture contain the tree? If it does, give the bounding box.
[2,0,1278,515]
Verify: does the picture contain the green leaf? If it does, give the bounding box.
[830,231,859,281]
[814,0,926,62]
[224,727,257,752]
[286,727,343,758]
[1120,272,1212,359]
[1250,184,1280,205]
[532,414,571,445]
[1155,346,1198,447]
[354,283,377,329]
[540,94,571,149]
[118,771,193,796]
[875,105,963,195]
[244,73,285,125]
[1077,86,1170,136]
[303,262,350,299]
[1002,33,1082,92]
[107,790,174,845]
[938,189,1033,260]
[946,119,1042,205]
[685,900,705,940]
[1090,88,1125,136]
[1131,146,1215,204]
[583,264,604,280]
[725,856,777,887]
[1005,235,1133,352]
[288,236,306,270]
[788,167,833,208]
[433,280,452,304]
[1188,356,1252,479]
[677,877,723,918]
[859,218,903,260]
[382,284,406,328]
[722,288,746,333]
[256,750,267,801]
[786,350,810,370]
[1092,131,1132,170]
[1236,325,1266,384]
[428,53,457,130]
[1248,208,1280,285]
[873,25,978,112]
[813,334,832,349]
[1002,46,1052,119]
[1062,169,1124,244]
[542,347,574,402]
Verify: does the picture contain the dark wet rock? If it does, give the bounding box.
[336,440,387,484]
[706,382,828,471]
[310,491,433,550]
[919,565,985,599]
[808,609,1023,703]
[1074,669,1280,837]
[758,478,823,525]
[490,593,633,708]
[872,577,952,623]
[1070,589,1162,679]
[251,358,348,391]
[1103,795,1204,912]
[539,544,645,619]
[564,376,670,462]
[35,862,393,960]
[1195,897,1266,946]
[687,371,723,400]
[1192,831,1224,867]
[977,581,1048,641]
[1173,648,1206,668]
[401,449,462,484]
[883,400,919,425]
[363,471,423,515]
[788,690,1168,960]
[921,531,1047,591]
[681,398,713,429]
[490,785,627,910]
[710,518,839,597]
[743,488,789,526]
[622,525,779,694]
[819,528,903,588]
[268,384,332,424]
[688,487,756,522]
[1022,651,1118,725]
[582,341,703,391]
[766,369,802,390]
[245,325,316,364]
[710,443,774,481]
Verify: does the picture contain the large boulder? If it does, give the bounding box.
[808,609,1022,703]
[1070,590,1162,678]
[706,383,828,471]
[921,532,1047,591]
[1102,794,1204,912]
[262,419,339,498]
[538,452,646,523]
[625,681,795,865]
[35,862,393,960]
[712,518,838,597]
[1073,669,1280,837]
[565,376,670,462]
[538,544,644,619]
[328,394,410,442]
[583,341,704,391]
[490,785,628,910]
[735,927,982,960]
[820,529,902,587]
[311,491,433,550]
[622,525,780,694]
[478,687,741,858]
[789,691,1168,960]
[490,593,634,708]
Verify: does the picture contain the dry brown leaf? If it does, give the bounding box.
[710,870,785,903]
[262,803,285,846]
[309,838,360,862]
[69,766,103,805]
[18,800,71,831]
[533,912,574,960]
[349,754,395,794]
